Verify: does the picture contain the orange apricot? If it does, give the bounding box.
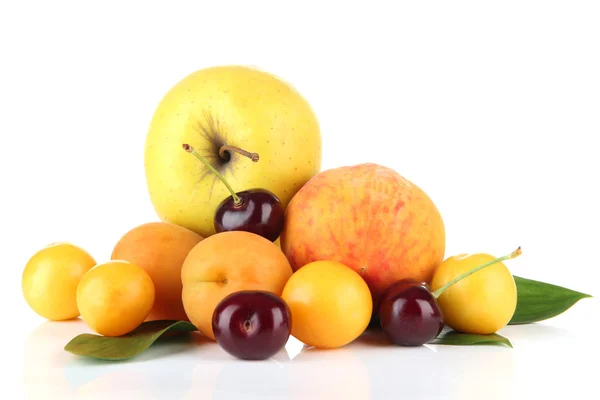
[111,222,203,321]
[181,231,293,340]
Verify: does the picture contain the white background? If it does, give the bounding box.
[1,1,599,399]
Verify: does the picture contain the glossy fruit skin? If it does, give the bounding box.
[281,260,372,349]
[214,189,284,242]
[430,253,517,334]
[379,279,444,346]
[22,243,97,321]
[212,291,291,360]
[76,260,155,336]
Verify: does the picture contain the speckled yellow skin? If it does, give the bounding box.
[280,163,446,309]
[144,65,322,238]
[431,253,517,334]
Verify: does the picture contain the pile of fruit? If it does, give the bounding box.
[21,66,591,361]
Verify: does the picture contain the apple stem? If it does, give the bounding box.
[219,145,259,162]
[432,247,522,299]
[182,144,242,205]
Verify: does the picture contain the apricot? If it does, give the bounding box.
[76,260,155,336]
[111,222,203,321]
[181,231,293,340]
[22,243,96,321]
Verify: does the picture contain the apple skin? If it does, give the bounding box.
[280,163,446,313]
[144,65,322,238]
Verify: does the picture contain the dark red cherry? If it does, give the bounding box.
[214,189,284,242]
[379,278,444,346]
[182,144,284,242]
[378,248,524,346]
[212,291,292,360]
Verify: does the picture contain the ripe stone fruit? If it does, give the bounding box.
[22,243,96,321]
[430,248,521,335]
[111,221,203,321]
[182,144,284,242]
[212,291,292,360]
[280,163,445,313]
[76,260,155,337]
[181,231,293,340]
[144,65,322,238]
[281,260,372,349]
[378,279,444,346]
[379,247,522,346]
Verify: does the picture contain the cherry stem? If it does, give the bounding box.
[219,145,259,162]
[432,246,522,299]
[182,144,242,205]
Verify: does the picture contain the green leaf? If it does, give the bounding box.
[510,276,592,325]
[430,328,512,348]
[64,320,198,360]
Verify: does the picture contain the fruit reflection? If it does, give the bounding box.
[287,346,370,399]
[23,319,87,398]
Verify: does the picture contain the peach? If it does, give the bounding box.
[280,163,445,311]
[111,222,203,321]
[181,231,293,340]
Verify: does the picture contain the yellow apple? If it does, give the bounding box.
[144,65,322,237]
